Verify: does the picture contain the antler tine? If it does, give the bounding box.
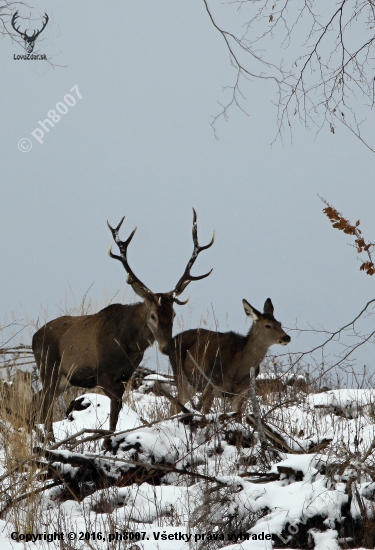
[33,13,48,39]
[11,11,49,43]
[192,208,215,252]
[171,208,215,299]
[11,11,24,36]
[107,217,152,298]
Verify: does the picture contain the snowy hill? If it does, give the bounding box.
[1,380,374,549]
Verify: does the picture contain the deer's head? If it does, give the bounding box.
[12,11,49,53]
[108,210,215,354]
[243,298,291,347]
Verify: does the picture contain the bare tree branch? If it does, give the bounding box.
[203,0,375,150]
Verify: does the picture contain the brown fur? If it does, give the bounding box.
[32,299,174,433]
[167,298,291,413]
[31,211,214,435]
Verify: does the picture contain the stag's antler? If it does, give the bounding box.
[33,13,48,39]
[11,11,24,37]
[12,11,49,53]
[107,217,156,302]
[169,208,215,305]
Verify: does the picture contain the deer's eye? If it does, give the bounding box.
[265,324,272,329]
[150,313,157,322]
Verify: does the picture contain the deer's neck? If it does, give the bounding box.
[120,302,155,353]
[238,326,270,373]
[228,330,269,391]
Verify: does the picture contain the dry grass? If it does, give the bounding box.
[0,369,41,534]
[2,296,375,547]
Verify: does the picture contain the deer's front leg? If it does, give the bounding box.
[110,397,123,432]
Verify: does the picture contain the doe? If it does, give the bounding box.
[167,298,291,413]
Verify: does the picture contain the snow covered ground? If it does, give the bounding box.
[1,381,374,549]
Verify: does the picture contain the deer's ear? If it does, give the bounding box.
[131,281,157,304]
[242,299,262,321]
[263,298,274,316]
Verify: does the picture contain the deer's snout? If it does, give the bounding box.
[280,334,291,345]
[159,343,170,355]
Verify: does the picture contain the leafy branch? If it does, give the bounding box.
[321,197,375,275]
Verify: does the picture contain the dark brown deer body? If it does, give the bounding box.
[32,211,214,435]
[167,299,291,413]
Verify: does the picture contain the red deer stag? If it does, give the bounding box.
[32,210,215,435]
[167,298,290,414]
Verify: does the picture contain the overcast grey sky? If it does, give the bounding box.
[2,1,375,375]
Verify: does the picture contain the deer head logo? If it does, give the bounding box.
[12,11,49,54]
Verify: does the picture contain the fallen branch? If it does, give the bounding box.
[238,471,280,482]
[152,381,191,414]
[246,414,299,454]
[34,447,228,491]
[49,428,112,450]
[0,481,60,519]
